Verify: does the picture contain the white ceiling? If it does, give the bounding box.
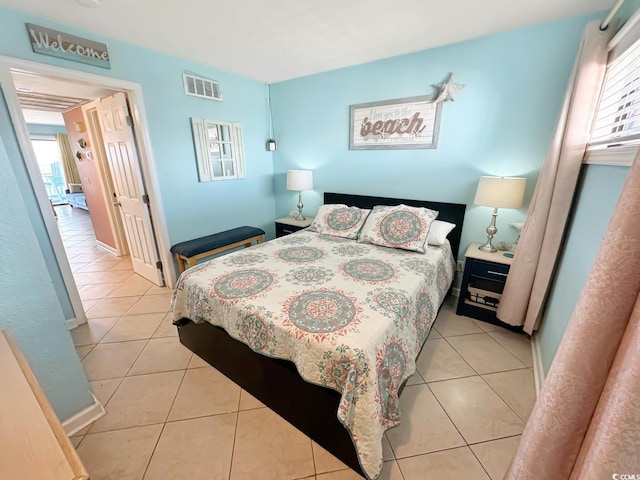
[1,0,614,83]
[12,70,115,100]
[11,70,116,125]
[21,109,64,125]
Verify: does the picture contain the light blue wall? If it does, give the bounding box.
[0,133,93,420]
[536,5,639,374]
[270,13,602,257]
[619,0,640,23]
[0,4,276,248]
[1,91,76,321]
[0,4,276,420]
[538,165,629,373]
[27,123,67,136]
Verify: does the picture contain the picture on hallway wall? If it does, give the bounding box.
[349,95,442,150]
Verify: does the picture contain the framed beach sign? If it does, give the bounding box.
[349,95,442,150]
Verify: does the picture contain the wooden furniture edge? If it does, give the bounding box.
[2,331,89,479]
[175,233,264,273]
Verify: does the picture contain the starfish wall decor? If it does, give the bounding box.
[434,74,465,103]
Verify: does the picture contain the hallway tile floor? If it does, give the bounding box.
[58,205,536,480]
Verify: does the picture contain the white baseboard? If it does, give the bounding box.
[66,317,79,330]
[96,240,119,257]
[531,332,545,397]
[62,393,105,436]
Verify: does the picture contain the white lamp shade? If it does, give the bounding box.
[286,170,313,191]
[474,176,526,209]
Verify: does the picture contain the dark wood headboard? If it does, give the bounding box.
[324,192,466,259]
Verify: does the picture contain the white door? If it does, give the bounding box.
[95,92,163,286]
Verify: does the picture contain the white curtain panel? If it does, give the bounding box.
[497,21,615,333]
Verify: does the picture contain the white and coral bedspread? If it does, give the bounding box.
[171,231,455,479]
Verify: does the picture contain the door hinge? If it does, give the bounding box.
[142,194,150,204]
[126,115,133,127]
[156,261,163,271]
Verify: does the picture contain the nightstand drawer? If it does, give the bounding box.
[275,216,314,238]
[471,260,510,282]
[275,223,300,237]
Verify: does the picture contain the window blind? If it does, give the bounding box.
[590,38,640,148]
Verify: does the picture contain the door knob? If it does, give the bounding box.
[113,201,122,207]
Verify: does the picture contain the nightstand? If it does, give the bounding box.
[275,216,314,238]
[456,243,514,325]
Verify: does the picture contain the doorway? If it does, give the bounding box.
[0,56,175,326]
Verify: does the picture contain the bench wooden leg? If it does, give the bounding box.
[175,254,186,274]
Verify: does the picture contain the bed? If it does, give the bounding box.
[172,192,466,479]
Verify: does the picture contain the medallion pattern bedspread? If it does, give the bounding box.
[171,230,455,479]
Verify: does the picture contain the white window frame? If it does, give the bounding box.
[191,118,246,182]
[585,17,640,166]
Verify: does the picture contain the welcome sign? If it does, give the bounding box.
[26,23,110,69]
[349,95,442,150]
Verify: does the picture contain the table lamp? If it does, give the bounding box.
[286,170,313,220]
[474,176,526,253]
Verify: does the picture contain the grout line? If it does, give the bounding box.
[484,331,532,366]
[228,396,242,480]
[440,335,480,375]
[310,434,318,475]
[468,445,494,480]
[122,338,152,378]
[384,432,398,462]
[478,332,528,367]
[137,421,166,480]
[424,382,469,448]
[478,373,530,424]
[165,408,251,425]
[84,419,168,436]
[91,376,125,407]
[424,372,480,384]
[467,433,522,446]
[163,367,189,422]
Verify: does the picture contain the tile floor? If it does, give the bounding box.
[58,205,537,480]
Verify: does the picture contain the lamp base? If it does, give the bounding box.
[479,207,499,253]
[295,191,305,221]
[478,241,497,253]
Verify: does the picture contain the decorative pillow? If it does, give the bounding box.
[427,220,456,246]
[357,204,438,253]
[68,183,83,193]
[307,204,371,239]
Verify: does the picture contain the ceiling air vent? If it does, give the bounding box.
[183,73,222,101]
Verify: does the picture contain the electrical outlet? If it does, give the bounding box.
[456,260,464,272]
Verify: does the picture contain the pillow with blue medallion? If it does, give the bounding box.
[357,204,438,253]
[307,204,371,239]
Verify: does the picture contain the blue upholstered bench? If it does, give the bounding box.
[171,226,265,273]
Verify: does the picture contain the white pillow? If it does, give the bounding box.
[427,220,456,246]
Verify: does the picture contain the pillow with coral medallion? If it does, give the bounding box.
[307,204,371,239]
[357,204,438,253]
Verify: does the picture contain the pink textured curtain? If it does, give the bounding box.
[497,21,615,333]
[505,154,640,479]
